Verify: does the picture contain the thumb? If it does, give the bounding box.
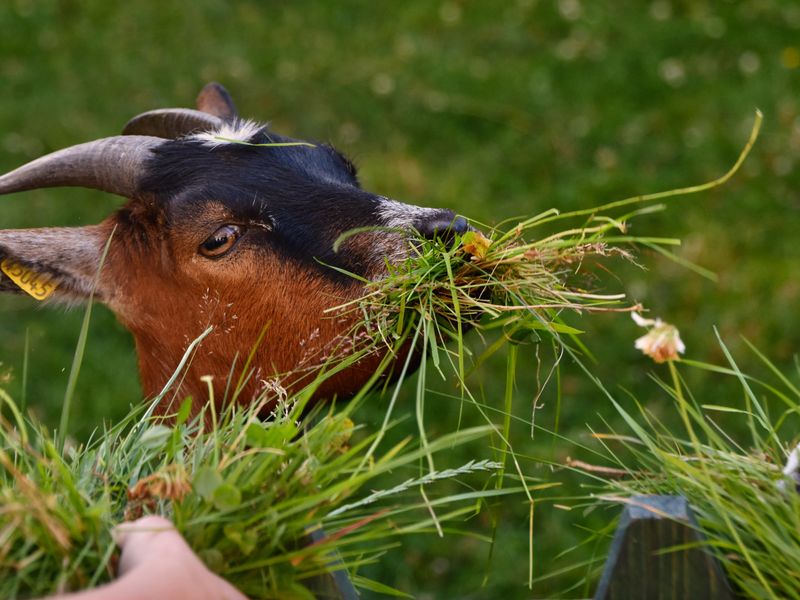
[113,515,184,576]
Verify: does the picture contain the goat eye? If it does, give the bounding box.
[199,224,242,258]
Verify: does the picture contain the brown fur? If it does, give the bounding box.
[97,212,396,415]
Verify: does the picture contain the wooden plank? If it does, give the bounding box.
[594,495,734,600]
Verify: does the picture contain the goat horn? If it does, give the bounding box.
[122,108,222,139]
[0,135,163,198]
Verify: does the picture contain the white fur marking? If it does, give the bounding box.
[191,120,265,147]
[378,197,439,229]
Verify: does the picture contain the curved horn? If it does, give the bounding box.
[122,108,222,139]
[0,135,163,198]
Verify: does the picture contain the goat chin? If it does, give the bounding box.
[141,334,422,421]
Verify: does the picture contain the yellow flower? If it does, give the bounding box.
[460,230,491,260]
[631,312,685,363]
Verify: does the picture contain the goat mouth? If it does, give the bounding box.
[327,216,478,287]
[406,219,479,259]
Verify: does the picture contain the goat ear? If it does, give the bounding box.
[0,226,110,303]
[196,82,238,121]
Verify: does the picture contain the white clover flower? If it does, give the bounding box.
[778,443,800,492]
[631,311,685,363]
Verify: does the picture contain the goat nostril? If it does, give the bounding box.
[419,213,470,240]
[451,215,470,234]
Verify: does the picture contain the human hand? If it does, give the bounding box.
[51,515,247,600]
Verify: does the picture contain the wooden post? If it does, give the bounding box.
[594,495,734,600]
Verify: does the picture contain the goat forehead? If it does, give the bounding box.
[184,121,354,175]
[141,141,359,209]
[139,123,442,233]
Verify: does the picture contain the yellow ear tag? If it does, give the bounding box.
[1,258,58,301]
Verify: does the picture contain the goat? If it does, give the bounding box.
[0,83,468,412]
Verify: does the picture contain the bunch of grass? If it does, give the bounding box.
[577,337,800,599]
[340,115,761,379]
[0,370,521,599]
[345,211,642,358]
[357,110,761,337]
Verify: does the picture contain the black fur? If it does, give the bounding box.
[136,126,387,280]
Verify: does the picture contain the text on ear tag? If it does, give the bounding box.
[0,258,58,301]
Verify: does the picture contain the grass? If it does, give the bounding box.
[0,357,523,599]
[575,336,800,599]
[0,2,798,596]
[354,107,760,345]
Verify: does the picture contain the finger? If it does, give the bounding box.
[113,516,184,575]
[112,515,174,547]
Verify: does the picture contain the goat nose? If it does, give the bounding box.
[417,211,471,240]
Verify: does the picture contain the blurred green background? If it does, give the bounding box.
[0,1,798,597]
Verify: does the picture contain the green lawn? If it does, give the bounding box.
[1,1,798,597]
